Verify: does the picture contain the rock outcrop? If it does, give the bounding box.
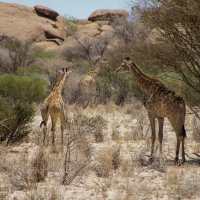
[0,2,128,51]
[88,9,129,22]
[34,5,59,18]
[0,2,65,49]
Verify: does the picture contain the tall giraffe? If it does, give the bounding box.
[114,57,186,163]
[40,68,72,145]
[78,58,109,108]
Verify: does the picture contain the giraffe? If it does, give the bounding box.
[78,58,109,108]
[40,68,72,146]
[114,57,186,163]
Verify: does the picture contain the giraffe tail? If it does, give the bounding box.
[182,125,186,137]
[40,120,46,128]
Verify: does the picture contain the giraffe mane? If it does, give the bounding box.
[130,61,165,87]
[52,69,67,91]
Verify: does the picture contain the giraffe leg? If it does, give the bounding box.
[149,114,156,162]
[82,91,89,108]
[41,107,49,145]
[51,115,58,145]
[43,126,47,145]
[89,87,93,108]
[175,134,181,163]
[89,93,93,108]
[169,119,186,164]
[157,117,164,153]
[60,110,65,145]
[182,134,185,163]
[42,115,49,145]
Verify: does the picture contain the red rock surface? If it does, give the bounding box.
[0,2,65,45]
[34,5,59,18]
[88,9,129,22]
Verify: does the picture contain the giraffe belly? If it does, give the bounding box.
[147,101,168,118]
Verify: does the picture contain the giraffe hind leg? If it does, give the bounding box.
[174,127,186,164]
[157,117,164,154]
[51,114,59,145]
[60,110,66,145]
[181,125,186,163]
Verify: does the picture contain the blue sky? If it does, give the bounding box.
[2,0,128,19]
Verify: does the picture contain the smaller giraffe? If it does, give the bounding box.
[114,57,186,163]
[40,68,72,145]
[78,58,109,108]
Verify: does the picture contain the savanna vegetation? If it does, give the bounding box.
[0,0,200,199]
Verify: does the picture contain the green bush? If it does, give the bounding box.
[17,64,45,76]
[0,74,47,103]
[30,49,58,59]
[64,14,80,24]
[0,97,35,146]
[111,72,147,106]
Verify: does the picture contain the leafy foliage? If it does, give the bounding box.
[4,39,34,74]
[0,74,47,103]
[132,0,200,106]
[17,64,45,76]
[31,49,58,59]
[0,97,35,146]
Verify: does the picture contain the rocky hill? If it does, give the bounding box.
[0,2,128,51]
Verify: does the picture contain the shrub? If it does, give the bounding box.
[30,149,48,182]
[0,98,35,146]
[65,14,80,24]
[30,49,58,59]
[0,48,12,73]
[17,64,45,76]
[0,74,47,103]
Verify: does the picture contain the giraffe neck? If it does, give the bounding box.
[52,72,67,94]
[129,62,165,96]
[89,61,106,78]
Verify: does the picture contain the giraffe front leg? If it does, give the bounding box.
[149,114,156,163]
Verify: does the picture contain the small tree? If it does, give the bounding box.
[4,38,35,74]
[129,0,200,107]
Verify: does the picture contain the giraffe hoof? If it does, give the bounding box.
[174,159,183,166]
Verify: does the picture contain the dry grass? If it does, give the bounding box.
[192,117,200,143]
[166,166,200,199]
[1,102,200,199]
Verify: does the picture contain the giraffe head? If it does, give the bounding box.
[88,58,109,77]
[57,68,68,74]
[114,57,131,75]
[101,58,109,68]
